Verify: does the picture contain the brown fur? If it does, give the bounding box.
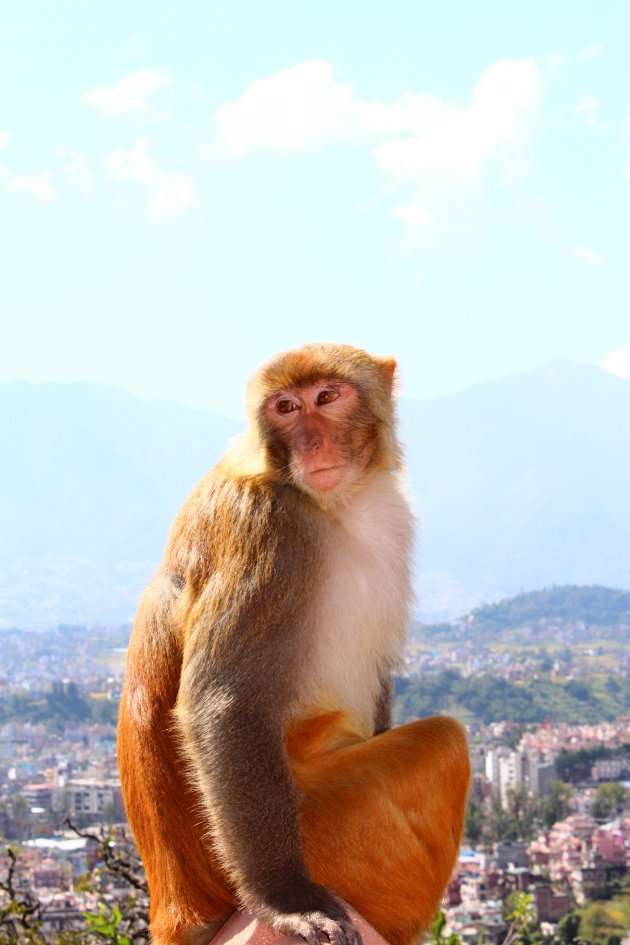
[118,343,470,945]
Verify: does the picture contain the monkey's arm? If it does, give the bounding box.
[174,483,359,945]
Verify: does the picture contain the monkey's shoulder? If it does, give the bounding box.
[171,467,319,533]
[163,469,321,588]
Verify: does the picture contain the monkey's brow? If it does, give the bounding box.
[271,378,347,397]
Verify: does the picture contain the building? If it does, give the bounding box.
[446,900,506,945]
[64,779,123,820]
[592,757,630,781]
[546,814,597,882]
[570,862,607,905]
[31,858,72,891]
[533,884,570,924]
[23,783,55,811]
[529,761,555,797]
[485,748,505,787]
[592,818,630,868]
[499,752,524,809]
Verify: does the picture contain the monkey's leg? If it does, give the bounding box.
[294,715,470,945]
[118,700,236,945]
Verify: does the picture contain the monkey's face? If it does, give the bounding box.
[264,380,376,498]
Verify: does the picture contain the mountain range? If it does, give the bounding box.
[1,360,629,629]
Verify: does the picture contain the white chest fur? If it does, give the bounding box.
[300,471,414,728]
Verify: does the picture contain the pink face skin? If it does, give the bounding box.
[265,381,369,494]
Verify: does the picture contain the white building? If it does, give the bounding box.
[499,752,524,808]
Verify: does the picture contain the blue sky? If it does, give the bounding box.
[1,1,629,418]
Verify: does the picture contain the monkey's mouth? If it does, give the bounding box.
[304,464,347,491]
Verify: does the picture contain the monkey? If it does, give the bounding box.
[118,342,470,945]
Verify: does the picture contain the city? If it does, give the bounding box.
[1,586,629,943]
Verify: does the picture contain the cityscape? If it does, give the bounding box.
[1,586,629,943]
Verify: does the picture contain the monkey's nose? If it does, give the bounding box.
[297,426,323,452]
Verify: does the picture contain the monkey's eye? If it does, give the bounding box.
[276,398,300,414]
[316,388,339,406]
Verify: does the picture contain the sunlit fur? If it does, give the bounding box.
[118,342,470,945]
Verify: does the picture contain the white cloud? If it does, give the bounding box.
[374,60,543,186]
[82,70,170,118]
[545,44,602,72]
[601,344,630,379]
[105,138,196,221]
[575,93,600,126]
[208,56,450,158]
[571,245,605,265]
[55,147,95,195]
[210,58,543,240]
[0,136,56,202]
[9,173,56,201]
[392,205,432,227]
[578,44,603,60]
[212,61,358,156]
[212,58,543,176]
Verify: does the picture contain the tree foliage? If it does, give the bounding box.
[0,822,147,945]
[555,911,581,945]
[0,683,117,732]
[541,781,573,829]
[395,672,630,726]
[591,784,629,821]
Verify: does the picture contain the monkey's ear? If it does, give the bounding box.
[379,357,397,391]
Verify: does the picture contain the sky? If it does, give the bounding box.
[1,1,629,418]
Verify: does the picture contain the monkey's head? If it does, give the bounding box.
[247,343,401,504]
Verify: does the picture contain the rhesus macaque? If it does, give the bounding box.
[118,343,470,945]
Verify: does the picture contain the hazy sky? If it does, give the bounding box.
[1,1,629,417]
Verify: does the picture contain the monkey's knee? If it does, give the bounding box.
[434,715,470,772]
[432,716,471,808]
[395,715,471,820]
[400,714,469,768]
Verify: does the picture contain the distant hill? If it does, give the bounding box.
[1,359,629,629]
[414,584,630,643]
[470,584,630,631]
[399,359,630,618]
[0,381,240,628]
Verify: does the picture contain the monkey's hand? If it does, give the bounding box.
[264,883,362,945]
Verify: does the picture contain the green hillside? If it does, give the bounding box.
[471,585,630,630]
[416,585,630,642]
